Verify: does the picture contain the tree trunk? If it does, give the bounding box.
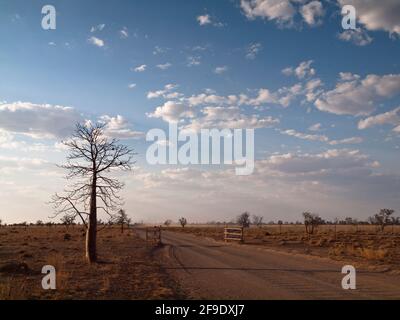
[86,175,97,263]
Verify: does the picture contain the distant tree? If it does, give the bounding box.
[61,214,76,230]
[252,215,263,228]
[237,212,251,228]
[0,219,2,228]
[179,217,188,228]
[36,220,44,226]
[302,212,322,235]
[278,220,283,234]
[369,209,395,232]
[116,209,131,233]
[164,220,172,227]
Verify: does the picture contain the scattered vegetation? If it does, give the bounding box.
[237,212,251,228]
[179,217,187,228]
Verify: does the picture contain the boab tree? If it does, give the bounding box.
[51,122,135,263]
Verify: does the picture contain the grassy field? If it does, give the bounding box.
[0,226,183,300]
[167,224,400,272]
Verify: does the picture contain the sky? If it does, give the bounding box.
[1,0,400,224]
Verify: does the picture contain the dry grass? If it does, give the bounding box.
[0,226,183,300]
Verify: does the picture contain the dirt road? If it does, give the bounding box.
[137,229,400,300]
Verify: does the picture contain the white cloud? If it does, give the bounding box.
[90,24,105,33]
[88,36,105,47]
[99,115,144,139]
[187,56,201,67]
[338,28,373,46]
[358,106,400,130]
[182,106,280,132]
[128,83,137,89]
[157,63,172,70]
[282,60,316,79]
[197,14,224,27]
[246,43,262,60]
[147,101,195,123]
[281,129,329,142]
[197,14,212,26]
[119,27,129,39]
[300,1,325,26]
[147,84,180,99]
[329,137,363,145]
[0,102,82,139]
[133,64,147,72]
[338,0,400,37]
[308,123,322,131]
[315,74,400,116]
[214,66,229,74]
[240,0,296,26]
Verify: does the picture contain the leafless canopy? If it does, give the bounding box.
[51,122,136,228]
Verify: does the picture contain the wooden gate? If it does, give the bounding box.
[224,227,244,243]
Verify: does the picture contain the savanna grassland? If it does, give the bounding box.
[168,225,400,273]
[0,226,183,300]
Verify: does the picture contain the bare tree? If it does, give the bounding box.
[51,123,135,263]
[369,209,395,232]
[237,212,251,228]
[116,209,131,233]
[164,219,173,227]
[302,212,322,235]
[179,217,187,228]
[61,214,76,231]
[252,215,263,228]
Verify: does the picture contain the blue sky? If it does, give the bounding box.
[1,0,400,223]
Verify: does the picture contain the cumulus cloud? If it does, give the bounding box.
[147,84,180,99]
[0,102,82,139]
[282,60,316,79]
[358,106,400,130]
[338,0,400,37]
[147,101,195,123]
[88,36,105,47]
[338,28,373,46]
[197,14,224,27]
[315,74,400,116]
[300,1,325,26]
[182,106,280,132]
[99,115,144,139]
[197,14,212,26]
[240,0,296,26]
